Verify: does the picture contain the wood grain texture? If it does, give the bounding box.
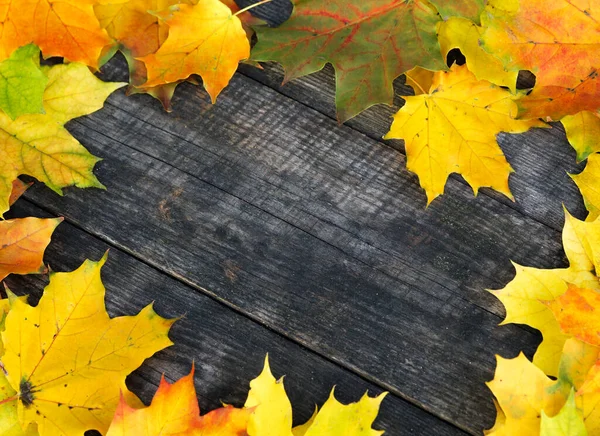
[238,62,586,232]
[12,55,577,433]
[5,200,464,435]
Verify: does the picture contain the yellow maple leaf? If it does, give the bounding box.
[577,362,600,433]
[106,365,250,435]
[138,0,250,103]
[572,153,600,222]
[245,356,293,436]
[490,211,599,376]
[0,62,125,216]
[298,390,386,436]
[0,217,62,281]
[385,64,544,204]
[437,17,517,91]
[562,112,600,163]
[486,353,569,435]
[0,255,175,435]
[540,390,588,436]
[0,0,111,68]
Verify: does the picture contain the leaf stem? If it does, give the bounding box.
[233,0,274,16]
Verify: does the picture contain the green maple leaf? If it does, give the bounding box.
[251,0,446,122]
[0,44,47,120]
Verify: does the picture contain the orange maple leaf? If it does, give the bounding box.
[106,366,251,435]
[0,0,111,68]
[8,180,32,207]
[138,0,250,103]
[481,0,600,120]
[546,285,600,348]
[0,217,62,281]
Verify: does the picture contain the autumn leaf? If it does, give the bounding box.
[577,362,600,433]
[486,353,568,435]
[481,0,600,120]
[0,217,62,282]
[562,112,600,163]
[429,0,484,22]
[437,17,517,91]
[490,211,600,376]
[0,0,111,68]
[245,356,293,436]
[251,0,445,122]
[486,338,599,436]
[385,64,544,204]
[106,365,250,435]
[0,255,175,435]
[0,62,125,216]
[540,390,587,436]
[566,146,600,225]
[93,0,196,110]
[138,0,250,103]
[297,390,386,436]
[0,44,47,120]
[8,181,32,208]
[546,285,600,348]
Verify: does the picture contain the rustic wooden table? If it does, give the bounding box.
[4,2,588,434]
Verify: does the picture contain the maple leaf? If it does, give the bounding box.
[0,217,62,282]
[0,255,175,435]
[577,361,600,433]
[106,365,250,435]
[540,390,587,436]
[0,44,47,120]
[0,62,125,216]
[486,353,568,435]
[8,180,32,208]
[437,17,517,91]
[490,211,600,376]
[0,0,111,68]
[429,0,484,22]
[480,0,600,120]
[384,64,544,204]
[251,0,445,122]
[562,112,600,163]
[138,0,250,103]
[94,0,197,110]
[295,390,386,436]
[245,356,293,436]
[546,285,600,348]
[571,153,600,221]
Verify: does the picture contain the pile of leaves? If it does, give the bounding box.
[0,0,600,434]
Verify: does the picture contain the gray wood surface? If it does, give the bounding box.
[9,50,584,434]
[6,201,463,435]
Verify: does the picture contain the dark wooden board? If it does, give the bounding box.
[232,0,586,232]
[13,54,578,433]
[5,200,464,435]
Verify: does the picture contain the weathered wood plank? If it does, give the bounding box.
[5,200,465,435]
[236,0,586,231]
[238,62,586,232]
[15,56,564,432]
